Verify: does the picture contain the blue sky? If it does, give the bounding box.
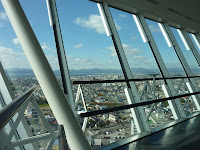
[0,0,199,71]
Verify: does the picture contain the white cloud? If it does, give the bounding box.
[74,44,83,49]
[0,12,7,27]
[0,12,7,20]
[149,25,160,32]
[74,14,121,34]
[118,14,127,18]
[41,42,55,52]
[46,54,101,70]
[46,55,58,64]
[130,36,137,41]
[106,44,141,57]
[66,55,106,69]
[0,47,23,56]
[133,55,146,60]
[41,42,49,50]
[0,47,30,68]
[12,38,20,45]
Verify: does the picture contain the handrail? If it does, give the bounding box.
[80,91,200,118]
[0,85,37,130]
[72,75,200,85]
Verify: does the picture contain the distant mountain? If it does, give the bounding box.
[5,67,200,78]
[6,68,34,78]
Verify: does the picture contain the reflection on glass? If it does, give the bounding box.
[110,8,159,75]
[146,19,184,76]
[56,0,122,76]
[171,27,199,74]
[189,33,200,51]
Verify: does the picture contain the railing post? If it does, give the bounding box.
[1,0,91,149]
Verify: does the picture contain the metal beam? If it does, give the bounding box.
[0,63,33,150]
[195,34,200,47]
[1,0,92,149]
[80,90,200,118]
[180,30,200,66]
[99,2,150,133]
[46,0,75,110]
[134,14,186,119]
[3,98,31,147]
[191,34,200,50]
[160,23,200,110]
[7,132,57,149]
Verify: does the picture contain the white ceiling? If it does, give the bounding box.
[90,0,200,34]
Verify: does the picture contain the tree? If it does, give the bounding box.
[106,120,110,126]
[97,121,106,127]
[180,98,185,104]
[88,119,96,128]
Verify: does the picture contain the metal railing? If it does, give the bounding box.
[72,75,200,85]
[0,85,67,150]
[71,75,200,118]
[80,91,200,118]
[0,85,37,130]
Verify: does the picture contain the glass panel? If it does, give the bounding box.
[146,19,184,76]
[83,110,134,148]
[140,78,174,129]
[171,27,199,74]
[110,8,159,75]
[189,33,200,51]
[56,0,122,77]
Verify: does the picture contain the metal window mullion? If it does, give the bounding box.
[3,98,31,148]
[146,82,153,98]
[181,30,200,66]
[139,81,148,100]
[195,34,200,47]
[136,15,186,119]
[79,86,88,131]
[161,23,200,110]
[192,34,200,50]
[186,82,200,110]
[183,96,190,108]
[146,103,155,121]
[101,2,150,133]
[0,61,34,150]
[125,88,150,133]
[48,0,75,110]
[31,98,55,134]
[176,79,184,94]
[47,137,56,150]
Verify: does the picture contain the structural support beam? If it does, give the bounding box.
[1,0,92,149]
[195,34,200,47]
[159,23,200,110]
[99,2,151,133]
[46,0,75,110]
[192,34,200,50]
[0,62,36,150]
[179,30,200,66]
[134,14,186,119]
[74,85,88,131]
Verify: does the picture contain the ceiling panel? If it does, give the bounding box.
[90,0,200,34]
